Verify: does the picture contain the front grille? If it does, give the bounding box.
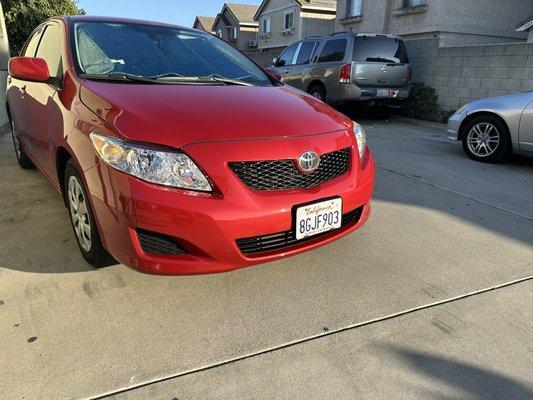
[137,229,186,255]
[236,206,363,255]
[229,148,351,191]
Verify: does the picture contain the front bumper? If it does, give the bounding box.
[447,112,464,140]
[84,131,375,275]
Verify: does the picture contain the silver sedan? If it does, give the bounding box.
[447,91,533,162]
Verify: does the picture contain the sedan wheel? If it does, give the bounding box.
[64,160,116,268]
[466,122,499,157]
[461,116,511,163]
[68,175,92,252]
[10,118,33,169]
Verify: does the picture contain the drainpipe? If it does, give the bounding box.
[383,0,393,34]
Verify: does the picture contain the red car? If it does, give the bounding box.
[7,16,375,275]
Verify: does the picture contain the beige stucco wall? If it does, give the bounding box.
[257,0,300,49]
[528,30,533,43]
[0,3,9,127]
[336,0,532,47]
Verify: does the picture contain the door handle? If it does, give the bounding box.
[19,86,26,96]
[285,68,291,74]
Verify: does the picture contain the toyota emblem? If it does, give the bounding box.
[297,151,320,173]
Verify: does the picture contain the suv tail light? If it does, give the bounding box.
[340,63,352,83]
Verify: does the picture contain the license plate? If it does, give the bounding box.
[376,89,390,97]
[295,198,342,240]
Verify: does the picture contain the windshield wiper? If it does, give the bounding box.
[79,72,159,83]
[154,74,253,86]
[365,57,397,64]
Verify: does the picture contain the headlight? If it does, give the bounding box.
[90,133,212,191]
[353,122,367,159]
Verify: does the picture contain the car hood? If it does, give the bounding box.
[465,91,533,113]
[79,81,351,147]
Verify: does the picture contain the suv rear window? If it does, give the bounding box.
[353,37,409,64]
[317,39,347,63]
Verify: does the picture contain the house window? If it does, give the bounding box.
[231,27,238,40]
[347,0,362,17]
[284,11,294,30]
[262,18,271,34]
[217,29,222,38]
[403,0,425,7]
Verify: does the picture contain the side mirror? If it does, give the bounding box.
[8,57,50,82]
[272,57,280,66]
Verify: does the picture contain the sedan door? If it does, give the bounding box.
[518,95,533,152]
[22,22,63,178]
[7,26,45,149]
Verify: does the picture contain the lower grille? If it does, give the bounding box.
[229,148,351,191]
[236,206,364,255]
[137,229,186,255]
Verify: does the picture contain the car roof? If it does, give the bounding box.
[305,32,402,41]
[61,15,190,30]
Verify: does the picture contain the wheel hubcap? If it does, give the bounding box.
[11,121,21,159]
[312,92,322,100]
[68,176,92,252]
[466,122,500,157]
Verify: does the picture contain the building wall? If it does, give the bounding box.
[0,4,9,127]
[407,39,533,111]
[257,0,300,49]
[528,30,533,43]
[300,11,335,39]
[336,0,532,46]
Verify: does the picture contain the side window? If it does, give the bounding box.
[277,43,298,66]
[35,24,62,78]
[317,39,347,63]
[296,41,316,65]
[23,28,44,57]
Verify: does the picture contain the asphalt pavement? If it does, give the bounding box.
[0,118,531,399]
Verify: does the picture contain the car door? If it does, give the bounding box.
[23,22,63,177]
[518,95,533,152]
[290,41,318,90]
[271,43,300,88]
[7,26,45,149]
[309,38,348,102]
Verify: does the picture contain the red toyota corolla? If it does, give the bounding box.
[6,16,374,275]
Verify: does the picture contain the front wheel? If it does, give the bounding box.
[461,116,512,163]
[10,119,33,169]
[65,160,116,268]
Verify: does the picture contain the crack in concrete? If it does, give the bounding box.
[93,276,533,399]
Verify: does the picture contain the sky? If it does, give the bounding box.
[77,0,262,28]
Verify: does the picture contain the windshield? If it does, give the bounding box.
[73,22,272,86]
[353,37,409,64]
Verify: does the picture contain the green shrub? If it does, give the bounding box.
[404,83,439,120]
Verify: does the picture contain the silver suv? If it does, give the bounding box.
[269,32,412,105]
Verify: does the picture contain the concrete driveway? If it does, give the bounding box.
[0,118,531,399]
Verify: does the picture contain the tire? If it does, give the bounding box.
[461,116,512,163]
[308,84,327,102]
[64,159,115,268]
[10,118,34,169]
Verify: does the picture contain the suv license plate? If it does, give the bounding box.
[377,89,390,97]
[295,198,342,240]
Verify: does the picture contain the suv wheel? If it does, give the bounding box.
[461,116,511,163]
[10,119,33,169]
[309,84,327,102]
[65,160,116,268]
